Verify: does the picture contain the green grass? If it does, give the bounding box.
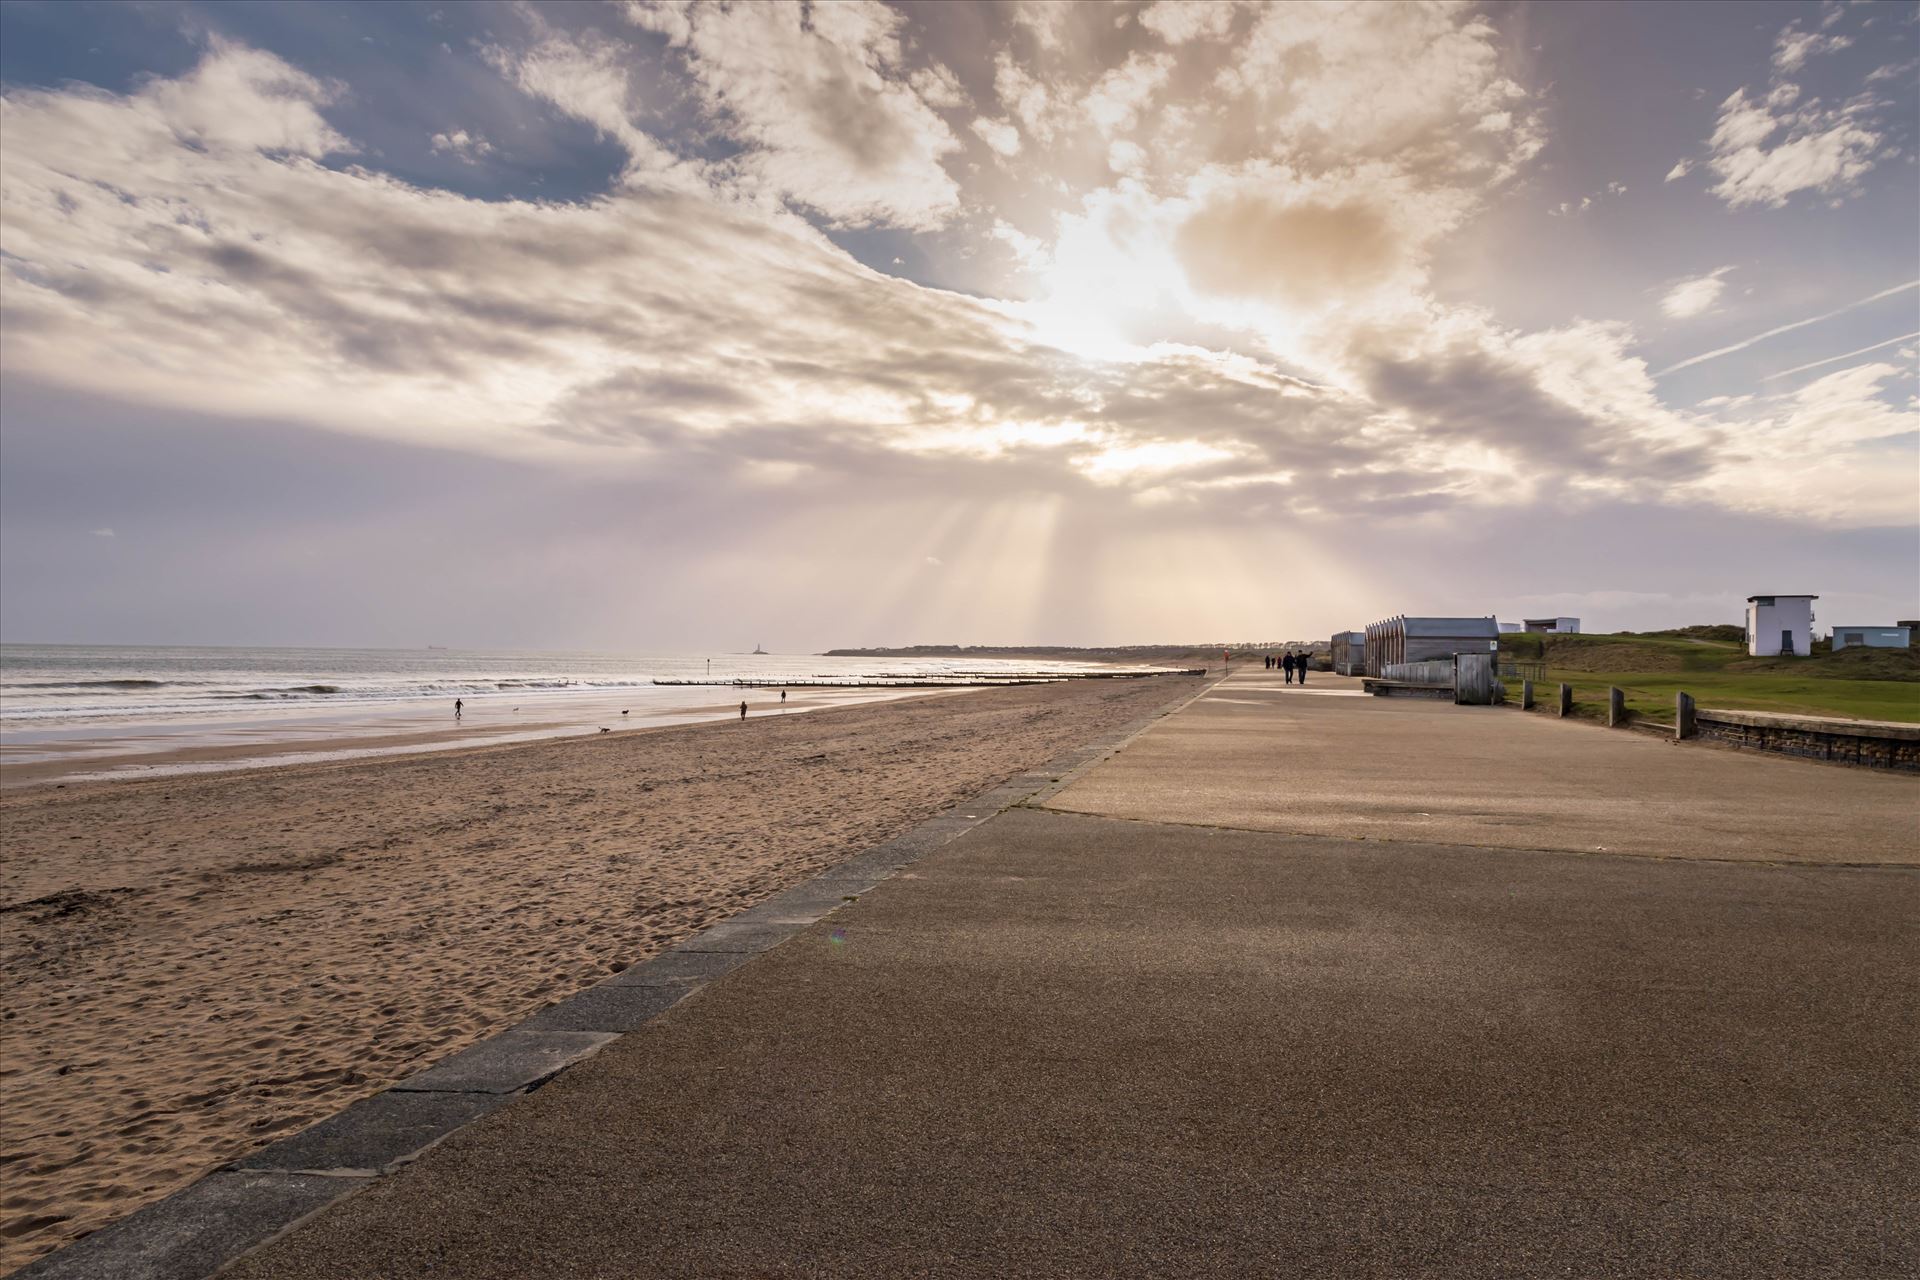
[1539,671,1920,724]
[1502,627,1920,724]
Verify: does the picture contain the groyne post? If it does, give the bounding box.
[1676,691,1696,741]
[1608,687,1626,727]
[1557,683,1572,717]
[1521,679,1534,710]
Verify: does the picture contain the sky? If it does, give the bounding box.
[1,0,1916,651]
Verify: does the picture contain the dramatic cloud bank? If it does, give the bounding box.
[0,0,1914,644]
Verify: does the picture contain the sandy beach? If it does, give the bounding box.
[0,674,1197,1272]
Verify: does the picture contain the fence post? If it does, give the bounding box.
[1608,687,1626,727]
[1521,679,1534,710]
[1557,683,1572,717]
[1676,691,1696,740]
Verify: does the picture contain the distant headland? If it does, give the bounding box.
[823,643,1322,664]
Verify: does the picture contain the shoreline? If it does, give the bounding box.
[0,684,956,791]
[0,673,1201,1271]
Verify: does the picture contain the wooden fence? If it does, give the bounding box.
[1522,683,1917,772]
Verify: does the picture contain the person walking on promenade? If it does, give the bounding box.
[739,700,748,721]
[1282,652,1295,684]
[1297,652,1308,685]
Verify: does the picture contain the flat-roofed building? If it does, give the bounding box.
[1745,594,1817,657]
[1522,616,1581,633]
[1363,615,1499,677]
[1831,625,1911,650]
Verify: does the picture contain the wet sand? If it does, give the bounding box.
[0,684,944,789]
[0,674,1198,1272]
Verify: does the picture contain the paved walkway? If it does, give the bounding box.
[203,670,1919,1276]
[1054,669,1919,863]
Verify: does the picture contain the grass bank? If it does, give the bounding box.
[1504,628,1920,724]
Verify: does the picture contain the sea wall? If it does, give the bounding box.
[1690,709,1920,772]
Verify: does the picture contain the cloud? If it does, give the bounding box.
[1010,1,1073,53]
[1665,159,1692,182]
[1175,169,1438,311]
[1694,17,1897,211]
[138,35,349,157]
[1705,87,1884,208]
[429,129,494,162]
[1692,362,1919,518]
[1354,315,1714,501]
[1,17,1911,563]
[91,528,115,538]
[1081,52,1173,136]
[0,42,1405,518]
[1216,2,1544,183]
[1549,181,1628,217]
[488,29,686,178]
[909,64,969,111]
[608,0,966,228]
[1139,1,1237,46]
[1772,23,1852,73]
[992,49,1056,141]
[1659,267,1735,319]
[625,1,693,45]
[971,116,1022,158]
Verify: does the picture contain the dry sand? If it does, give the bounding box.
[0,675,1197,1272]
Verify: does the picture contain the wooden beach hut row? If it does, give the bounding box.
[1363,615,1500,678]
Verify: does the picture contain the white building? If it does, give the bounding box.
[1521,617,1581,633]
[1831,625,1910,650]
[1745,595,1817,657]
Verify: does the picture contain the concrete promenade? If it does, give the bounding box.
[189,670,1920,1275]
[1058,669,1919,862]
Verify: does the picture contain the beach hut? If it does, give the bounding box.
[1363,615,1500,678]
[1331,631,1367,676]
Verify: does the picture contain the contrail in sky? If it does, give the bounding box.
[1655,280,1919,376]
[1761,331,1920,381]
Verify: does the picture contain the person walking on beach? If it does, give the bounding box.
[1297,652,1308,685]
[780,689,787,704]
[739,700,748,721]
[454,698,463,719]
[1282,652,1295,684]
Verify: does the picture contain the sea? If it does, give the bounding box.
[0,644,1154,785]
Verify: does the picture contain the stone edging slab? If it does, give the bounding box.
[16,673,1216,1280]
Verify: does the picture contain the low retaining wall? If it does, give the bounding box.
[1690,708,1920,772]
[1382,661,1455,685]
[1361,678,1452,700]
